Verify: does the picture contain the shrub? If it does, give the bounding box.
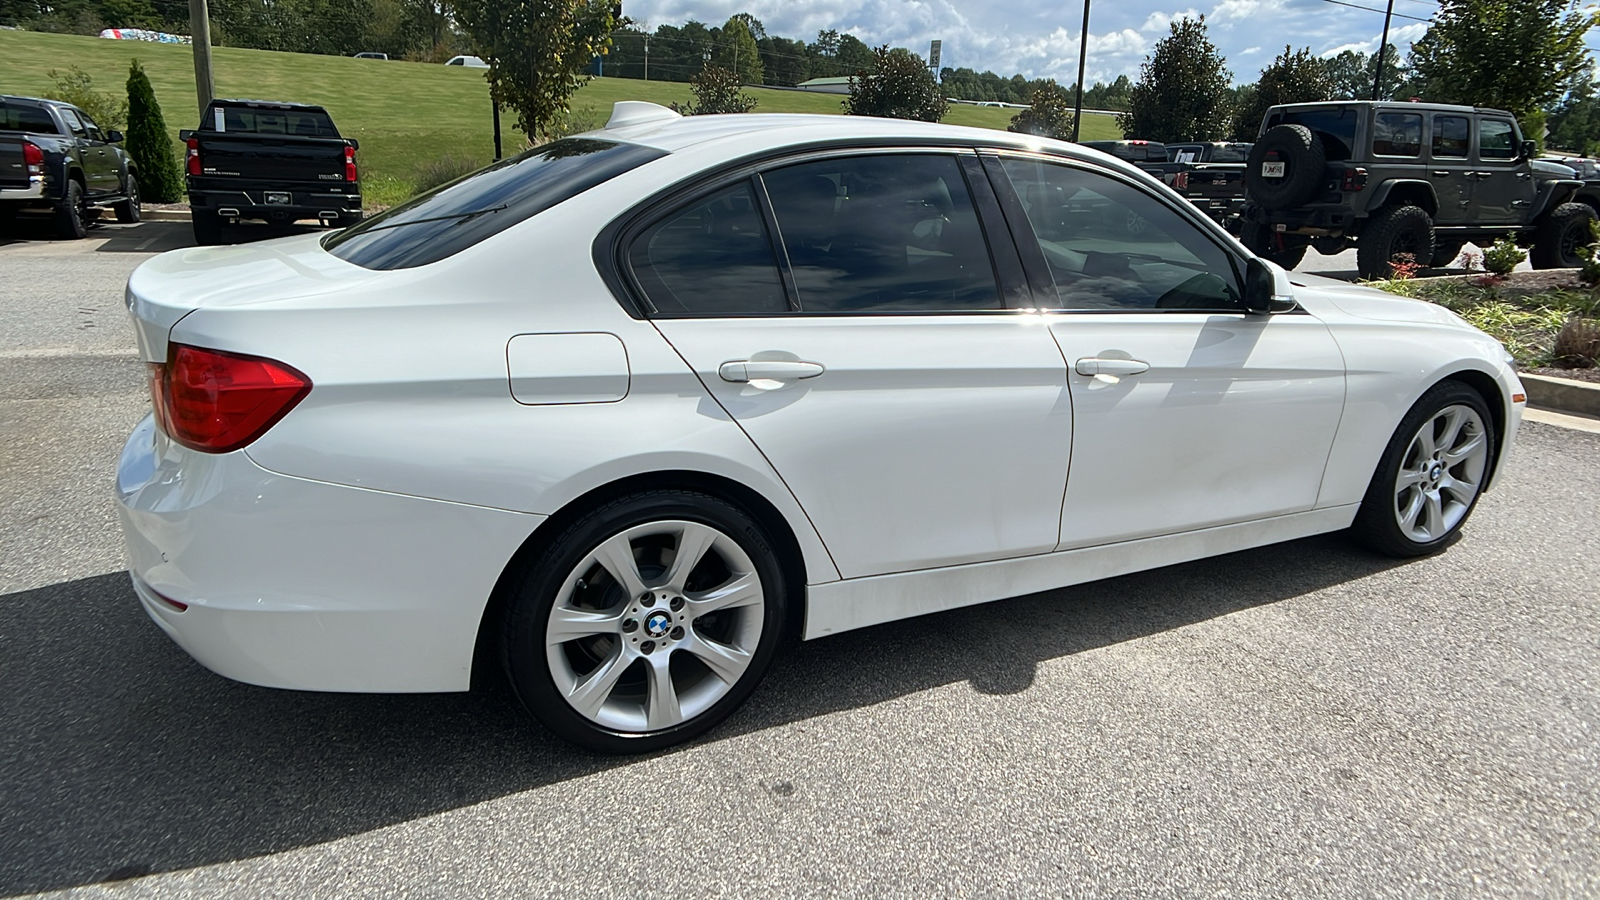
[413,154,483,193]
[1553,315,1600,367]
[1482,237,1526,276]
[123,59,184,203]
[45,66,127,133]
[1009,82,1075,140]
[545,107,603,139]
[670,65,756,116]
[845,46,947,122]
[1576,219,1600,286]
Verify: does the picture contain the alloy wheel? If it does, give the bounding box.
[1393,403,1490,543]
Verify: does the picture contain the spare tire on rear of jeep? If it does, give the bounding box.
[1246,124,1327,210]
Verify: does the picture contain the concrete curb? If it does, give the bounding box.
[1522,373,1600,418]
[139,208,191,222]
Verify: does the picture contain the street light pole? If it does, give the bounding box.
[1072,0,1091,142]
[1372,0,1395,101]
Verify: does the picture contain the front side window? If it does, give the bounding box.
[627,181,789,315]
[761,154,1001,313]
[58,108,88,138]
[1373,113,1422,157]
[1480,119,1517,159]
[1432,116,1470,158]
[998,157,1242,312]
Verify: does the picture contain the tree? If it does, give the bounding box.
[1548,69,1600,153]
[451,0,619,141]
[844,45,947,122]
[124,59,183,202]
[1324,47,1406,100]
[1118,16,1232,142]
[671,63,757,115]
[1009,81,1075,140]
[1409,0,1597,121]
[1231,46,1332,140]
[44,66,126,132]
[713,15,763,85]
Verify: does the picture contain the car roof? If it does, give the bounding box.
[1270,100,1516,118]
[211,98,330,112]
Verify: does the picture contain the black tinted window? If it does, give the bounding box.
[0,103,58,133]
[1433,116,1470,158]
[1000,157,1241,311]
[328,138,666,270]
[59,108,87,138]
[1267,109,1357,160]
[628,181,788,315]
[762,154,1001,312]
[205,106,339,137]
[1373,113,1422,157]
[1480,119,1517,159]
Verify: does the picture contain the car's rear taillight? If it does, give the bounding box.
[344,145,357,183]
[186,137,200,176]
[1342,167,1369,191]
[149,344,311,453]
[22,141,44,175]
[1174,171,1189,190]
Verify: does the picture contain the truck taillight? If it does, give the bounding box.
[1174,171,1189,190]
[344,145,357,183]
[186,137,200,176]
[22,141,43,175]
[149,345,311,453]
[1342,167,1369,191]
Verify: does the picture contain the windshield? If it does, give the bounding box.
[1265,109,1357,160]
[324,137,667,270]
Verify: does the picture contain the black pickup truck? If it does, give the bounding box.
[1,94,141,238]
[180,99,362,245]
[1080,138,1249,229]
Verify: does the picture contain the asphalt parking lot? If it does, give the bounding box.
[2,221,1597,898]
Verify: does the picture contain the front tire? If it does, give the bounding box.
[1350,381,1495,557]
[1529,202,1596,269]
[501,490,788,753]
[1358,205,1434,280]
[113,173,141,223]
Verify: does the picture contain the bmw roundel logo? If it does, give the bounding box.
[645,612,672,638]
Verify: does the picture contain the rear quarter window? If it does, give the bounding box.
[325,138,667,270]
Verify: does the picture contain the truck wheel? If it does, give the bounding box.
[1357,205,1434,280]
[113,174,141,224]
[1430,240,1466,268]
[1241,220,1309,269]
[53,180,87,240]
[1245,125,1326,211]
[192,211,224,246]
[1529,202,1596,269]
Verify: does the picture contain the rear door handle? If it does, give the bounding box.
[1075,357,1150,377]
[719,359,825,383]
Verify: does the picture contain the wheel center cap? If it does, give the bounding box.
[644,611,672,638]
[1429,462,1444,483]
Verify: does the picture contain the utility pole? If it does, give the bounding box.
[644,34,650,81]
[1372,0,1395,101]
[1071,0,1091,142]
[188,0,214,117]
[491,95,502,160]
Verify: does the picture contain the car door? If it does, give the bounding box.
[1429,114,1474,225]
[1472,116,1535,223]
[989,153,1347,550]
[640,151,1074,579]
[59,108,116,195]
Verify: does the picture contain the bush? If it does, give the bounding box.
[413,154,483,193]
[45,66,127,133]
[1009,82,1075,140]
[1554,315,1600,367]
[670,65,756,116]
[1577,218,1600,286]
[1483,237,1526,276]
[124,60,184,203]
[845,46,947,122]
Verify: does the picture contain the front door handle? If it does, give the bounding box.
[1431,170,1450,178]
[1075,357,1150,377]
[719,359,825,383]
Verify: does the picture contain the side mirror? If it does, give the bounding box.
[1244,257,1297,314]
[1519,139,1537,161]
[104,130,124,143]
[347,138,360,150]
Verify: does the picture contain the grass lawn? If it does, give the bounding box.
[0,30,1120,206]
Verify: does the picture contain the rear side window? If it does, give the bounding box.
[204,106,339,137]
[0,103,58,133]
[1480,119,1517,159]
[628,181,789,315]
[327,138,666,270]
[1432,116,1470,158]
[1373,113,1422,157]
[1266,109,1357,160]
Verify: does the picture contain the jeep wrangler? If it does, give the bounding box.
[1240,101,1594,279]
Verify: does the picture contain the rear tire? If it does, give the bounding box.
[1241,219,1309,269]
[113,174,141,223]
[1357,205,1434,280]
[192,210,224,246]
[500,490,788,753]
[53,180,86,240]
[1529,202,1595,269]
[1350,381,1495,558]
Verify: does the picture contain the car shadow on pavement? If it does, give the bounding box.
[0,218,321,253]
[0,534,1404,896]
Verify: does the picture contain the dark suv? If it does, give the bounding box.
[1241,101,1594,278]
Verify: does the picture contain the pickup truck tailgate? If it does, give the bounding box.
[0,134,29,189]
[194,134,347,184]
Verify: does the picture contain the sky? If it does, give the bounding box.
[625,0,1437,85]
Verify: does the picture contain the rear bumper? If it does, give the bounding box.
[0,177,47,201]
[116,414,542,692]
[188,184,362,224]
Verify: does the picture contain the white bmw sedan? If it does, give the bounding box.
[117,102,1525,752]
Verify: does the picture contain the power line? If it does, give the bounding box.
[1307,0,1434,23]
